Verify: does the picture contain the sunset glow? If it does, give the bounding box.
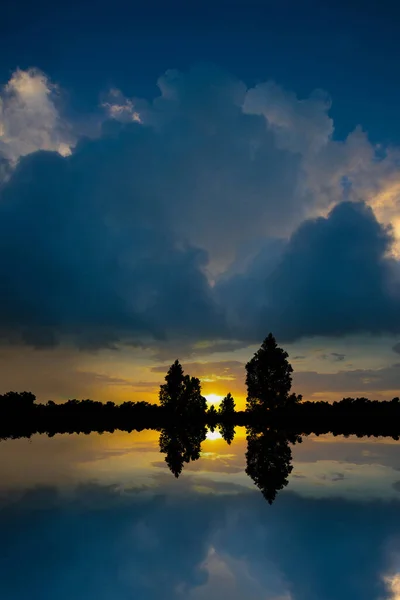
[205,394,224,405]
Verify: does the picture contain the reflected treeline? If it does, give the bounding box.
[245,427,302,505]
[159,423,207,477]
[158,420,235,477]
[157,420,302,504]
[1,333,400,504]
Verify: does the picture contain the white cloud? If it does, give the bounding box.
[244,80,400,257]
[244,81,333,154]
[101,88,141,123]
[384,573,400,599]
[0,68,73,164]
[184,545,292,600]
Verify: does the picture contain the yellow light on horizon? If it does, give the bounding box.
[205,393,223,405]
[206,429,222,441]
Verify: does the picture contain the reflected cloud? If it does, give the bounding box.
[0,480,400,600]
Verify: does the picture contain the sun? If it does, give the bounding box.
[206,429,222,441]
[205,393,223,405]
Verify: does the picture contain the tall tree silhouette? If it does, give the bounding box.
[246,333,300,412]
[159,422,207,477]
[159,360,207,418]
[245,427,302,504]
[159,360,185,413]
[219,393,236,444]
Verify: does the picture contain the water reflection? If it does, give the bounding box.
[1,430,400,599]
[159,423,207,477]
[158,422,236,477]
[245,428,302,504]
[158,422,302,505]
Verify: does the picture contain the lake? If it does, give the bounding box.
[1,428,400,599]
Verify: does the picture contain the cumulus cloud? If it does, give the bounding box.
[0,68,73,164]
[0,148,224,348]
[244,81,333,154]
[1,64,400,349]
[101,88,142,123]
[218,201,400,341]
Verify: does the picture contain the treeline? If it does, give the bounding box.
[0,333,399,440]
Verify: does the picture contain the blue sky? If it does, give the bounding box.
[0,0,400,404]
[2,0,400,143]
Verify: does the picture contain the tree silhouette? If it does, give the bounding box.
[220,422,236,445]
[219,393,236,444]
[159,422,207,477]
[159,360,185,413]
[246,333,301,412]
[159,360,207,418]
[219,392,235,416]
[245,427,302,504]
[0,391,36,413]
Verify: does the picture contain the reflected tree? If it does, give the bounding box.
[159,422,207,478]
[219,393,236,444]
[220,422,236,445]
[245,427,302,504]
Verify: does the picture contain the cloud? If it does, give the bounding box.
[0,148,224,348]
[319,353,346,362]
[218,201,400,341]
[151,360,244,382]
[0,483,215,600]
[1,65,400,349]
[0,68,73,165]
[2,482,399,600]
[101,88,142,123]
[393,343,400,354]
[244,81,333,154]
[293,362,400,397]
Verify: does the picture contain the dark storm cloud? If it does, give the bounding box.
[218,201,400,342]
[1,64,400,349]
[0,65,303,349]
[0,149,224,348]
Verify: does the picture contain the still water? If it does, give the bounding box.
[1,428,400,599]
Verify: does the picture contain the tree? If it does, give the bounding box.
[207,404,218,418]
[159,361,207,417]
[159,360,185,412]
[219,393,236,443]
[219,392,235,417]
[0,391,36,413]
[245,333,300,411]
[181,375,207,417]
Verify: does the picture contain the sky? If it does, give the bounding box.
[1,0,400,406]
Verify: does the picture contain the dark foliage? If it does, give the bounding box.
[159,360,207,418]
[159,422,207,477]
[245,333,301,412]
[245,427,302,504]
